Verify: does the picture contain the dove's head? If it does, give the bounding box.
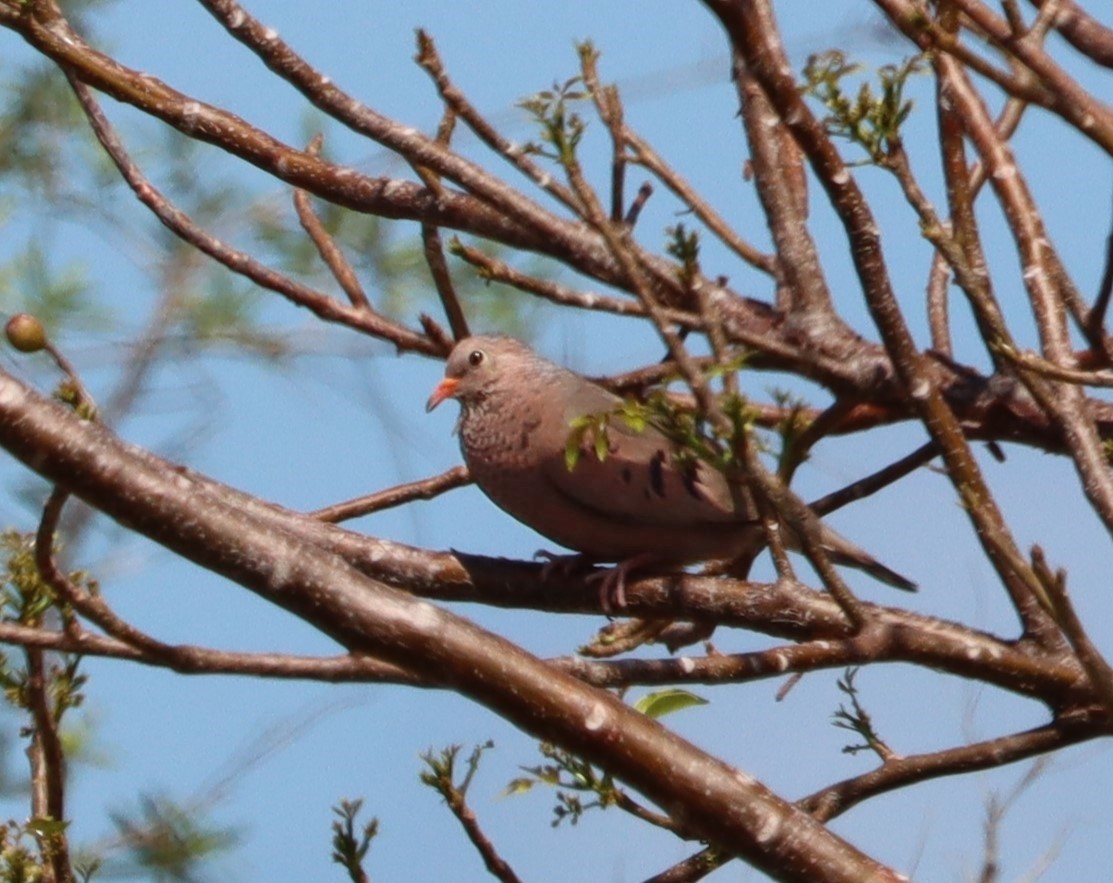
[426,335,538,413]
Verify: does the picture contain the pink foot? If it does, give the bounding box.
[585,553,660,614]
[534,550,659,613]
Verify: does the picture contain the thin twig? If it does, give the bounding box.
[713,0,1058,639]
[293,134,372,310]
[64,73,436,355]
[25,645,74,883]
[422,224,470,341]
[414,29,581,212]
[734,58,829,312]
[799,718,1095,823]
[998,347,1113,388]
[1030,546,1113,718]
[452,242,700,327]
[1085,195,1113,347]
[0,619,423,684]
[37,489,189,658]
[310,467,471,523]
[780,399,864,484]
[422,745,522,883]
[623,181,653,227]
[200,0,578,247]
[1026,0,1113,66]
[941,45,1113,543]
[951,0,1113,150]
[626,124,777,274]
[642,847,726,883]
[809,442,938,518]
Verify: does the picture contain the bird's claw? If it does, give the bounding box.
[585,565,628,615]
[534,550,659,614]
[588,553,660,614]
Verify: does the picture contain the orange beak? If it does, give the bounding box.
[425,376,459,412]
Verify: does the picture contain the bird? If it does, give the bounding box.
[426,335,915,610]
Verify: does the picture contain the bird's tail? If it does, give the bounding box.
[821,529,917,592]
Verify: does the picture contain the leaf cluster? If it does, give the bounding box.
[507,742,619,828]
[107,794,239,882]
[517,77,590,164]
[831,668,891,759]
[801,51,925,163]
[0,533,85,717]
[330,798,378,883]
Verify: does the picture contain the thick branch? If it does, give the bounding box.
[705,0,1059,639]
[0,366,901,881]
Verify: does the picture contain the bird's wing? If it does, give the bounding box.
[537,391,752,525]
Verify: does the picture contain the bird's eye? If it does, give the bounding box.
[467,349,485,367]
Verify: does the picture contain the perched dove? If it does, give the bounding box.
[427,335,915,609]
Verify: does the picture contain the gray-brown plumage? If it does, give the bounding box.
[427,335,915,608]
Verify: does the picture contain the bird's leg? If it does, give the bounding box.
[585,553,661,614]
[535,550,660,613]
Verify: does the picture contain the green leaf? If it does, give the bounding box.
[503,777,535,797]
[26,816,68,836]
[566,413,613,469]
[565,417,590,471]
[593,424,609,462]
[633,689,709,719]
[619,400,647,432]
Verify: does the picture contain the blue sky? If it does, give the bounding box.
[1,1,1112,880]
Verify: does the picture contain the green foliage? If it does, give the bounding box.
[0,819,48,883]
[330,799,378,883]
[419,741,493,802]
[0,532,58,629]
[107,794,239,882]
[665,224,701,289]
[0,57,91,199]
[770,389,815,477]
[561,356,762,493]
[0,532,86,715]
[638,382,754,470]
[801,51,925,163]
[506,691,707,826]
[0,535,244,881]
[0,533,88,880]
[506,743,620,828]
[517,77,590,164]
[74,855,102,883]
[0,244,108,338]
[564,411,613,471]
[832,667,890,758]
[633,688,709,719]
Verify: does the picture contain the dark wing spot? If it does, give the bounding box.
[681,462,705,501]
[649,450,667,498]
[620,466,632,484]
